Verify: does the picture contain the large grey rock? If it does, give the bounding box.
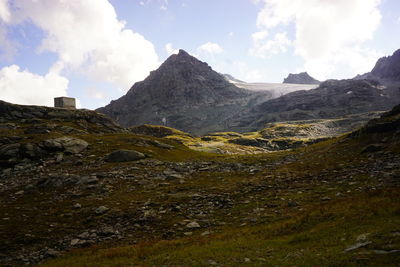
[43,137,88,154]
[105,149,146,162]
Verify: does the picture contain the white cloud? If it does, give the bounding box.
[252,30,268,42]
[197,42,223,55]
[85,87,105,99]
[250,31,291,58]
[0,65,68,106]
[5,0,159,91]
[0,0,10,23]
[254,0,382,79]
[228,32,234,37]
[165,43,179,55]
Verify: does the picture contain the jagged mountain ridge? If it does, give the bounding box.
[98,48,400,135]
[370,49,400,83]
[355,48,400,84]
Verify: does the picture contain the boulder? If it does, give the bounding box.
[42,137,88,154]
[105,149,146,162]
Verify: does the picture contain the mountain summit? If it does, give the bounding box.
[354,49,400,84]
[97,50,256,135]
[370,49,400,83]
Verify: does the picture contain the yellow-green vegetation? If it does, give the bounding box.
[129,124,192,138]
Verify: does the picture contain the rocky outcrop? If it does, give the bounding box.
[42,137,88,154]
[0,100,123,134]
[0,137,88,168]
[283,72,320,84]
[350,103,400,137]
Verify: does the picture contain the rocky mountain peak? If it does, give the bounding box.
[97,49,252,134]
[370,48,400,82]
[161,49,198,66]
[283,72,320,85]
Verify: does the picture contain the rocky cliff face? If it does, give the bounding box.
[283,72,320,84]
[97,50,267,135]
[355,49,400,84]
[370,49,400,83]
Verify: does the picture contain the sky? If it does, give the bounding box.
[0,0,399,109]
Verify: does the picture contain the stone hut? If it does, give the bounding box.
[54,97,76,109]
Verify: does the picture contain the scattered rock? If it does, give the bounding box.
[287,200,299,207]
[105,150,146,162]
[186,221,201,229]
[95,206,109,215]
[70,239,80,246]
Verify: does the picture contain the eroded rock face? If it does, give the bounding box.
[283,72,320,85]
[105,150,146,162]
[370,49,400,83]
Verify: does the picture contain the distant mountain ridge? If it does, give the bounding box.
[98,48,400,135]
[283,72,320,84]
[234,79,400,130]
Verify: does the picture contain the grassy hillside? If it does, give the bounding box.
[1,103,399,266]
